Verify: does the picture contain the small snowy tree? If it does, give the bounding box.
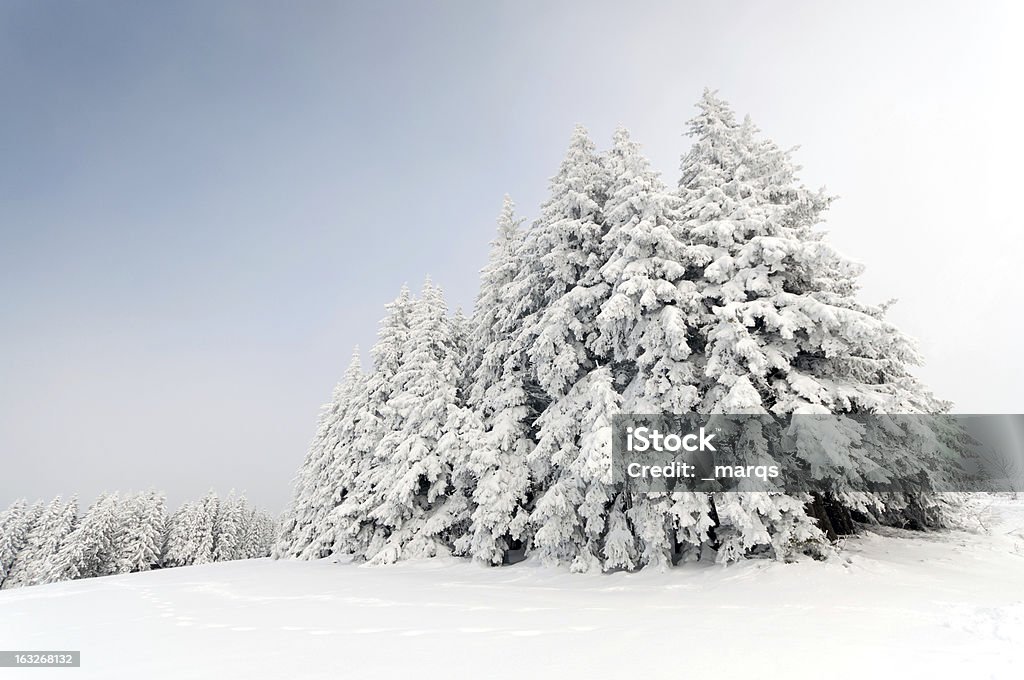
[16,497,79,586]
[114,491,167,573]
[0,499,46,588]
[252,509,277,557]
[214,491,245,562]
[47,494,124,581]
[162,503,195,567]
[163,493,219,567]
[239,505,276,558]
[469,195,525,408]
[193,492,219,564]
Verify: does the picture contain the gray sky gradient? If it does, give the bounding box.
[2,1,1022,513]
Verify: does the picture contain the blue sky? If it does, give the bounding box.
[2,1,1021,512]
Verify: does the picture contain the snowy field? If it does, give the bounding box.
[2,499,1023,680]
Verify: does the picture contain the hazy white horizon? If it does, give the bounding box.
[2,0,1022,512]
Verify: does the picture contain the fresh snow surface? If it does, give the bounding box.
[2,499,1023,680]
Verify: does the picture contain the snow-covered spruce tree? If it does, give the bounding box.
[678,90,954,558]
[213,491,244,562]
[366,279,471,563]
[510,124,636,572]
[468,196,525,410]
[595,127,714,568]
[47,494,125,582]
[276,348,366,560]
[326,288,415,560]
[194,491,220,564]
[212,493,275,561]
[521,125,610,400]
[464,196,536,565]
[114,491,167,573]
[163,493,219,567]
[240,506,276,558]
[299,351,369,560]
[315,351,379,558]
[43,497,79,580]
[162,502,194,567]
[0,500,28,586]
[2,497,77,589]
[19,497,78,587]
[0,499,45,588]
[676,92,841,560]
[256,509,277,556]
[275,401,338,558]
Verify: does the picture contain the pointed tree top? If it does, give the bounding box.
[417,276,448,314]
[344,347,363,377]
[499,193,516,219]
[387,284,413,311]
[610,125,645,159]
[700,86,726,105]
[564,124,598,156]
[691,89,739,131]
[495,195,522,239]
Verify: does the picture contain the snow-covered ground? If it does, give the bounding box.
[2,498,1023,680]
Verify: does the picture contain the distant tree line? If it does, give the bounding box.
[0,490,276,590]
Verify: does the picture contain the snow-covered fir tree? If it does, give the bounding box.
[240,506,277,558]
[162,502,196,567]
[163,493,218,567]
[276,348,367,560]
[186,492,219,565]
[1,497,78,589]
[327,287,415,560]
[0,499,44,587]
[300,352,368,560]
[465,196,535,565]
[521,124,610,398]
[213,491,245,562]
[507,125,623,570]
[47,494,125,582]
[468,195,524,410]
[679,90,952,556]
[596,126,714,568]
[367,279,470,563]
[115,491,167,573]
